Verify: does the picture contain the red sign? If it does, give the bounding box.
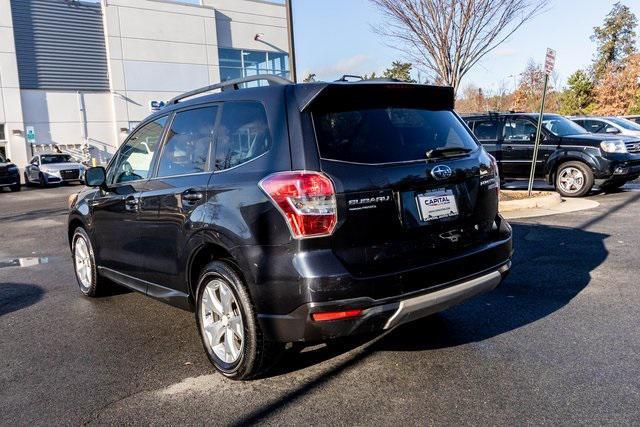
[544,48,556,75]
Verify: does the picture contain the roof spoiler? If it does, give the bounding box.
[296,83,455,112]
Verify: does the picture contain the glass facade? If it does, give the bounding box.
[218,48,290,86]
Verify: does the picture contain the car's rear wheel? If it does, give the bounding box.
[72,227,107,297]
[555,161,594,197]
[9,183,20,192]
[196,260,283,380]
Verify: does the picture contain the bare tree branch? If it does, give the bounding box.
[370,0,549,95]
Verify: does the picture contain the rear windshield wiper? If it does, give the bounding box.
[425,147,472,159]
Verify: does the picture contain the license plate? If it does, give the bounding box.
[416,189,459,222]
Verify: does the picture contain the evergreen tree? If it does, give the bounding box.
[591,2,638,80]
[559,70,595,115]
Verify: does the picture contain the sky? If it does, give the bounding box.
[292,0,640,92]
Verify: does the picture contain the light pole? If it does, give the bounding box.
[285,0,297,83]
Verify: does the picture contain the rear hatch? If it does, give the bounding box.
[306,83,501,278]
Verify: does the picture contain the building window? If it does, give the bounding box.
[0,124,5,141]
[218,48,289,86]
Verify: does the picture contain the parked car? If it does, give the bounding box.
[68,75,513,380]
[24,153,85,186]
[463,112,640,197]
[621,115,640,126]
[0,153,20,192]
[571,116,640,137]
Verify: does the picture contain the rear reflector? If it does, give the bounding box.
[259,171,337,239]
[311,309,363,322]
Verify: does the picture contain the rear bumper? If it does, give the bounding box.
[258,259,511,343]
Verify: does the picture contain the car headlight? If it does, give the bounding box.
[600,140,628,153]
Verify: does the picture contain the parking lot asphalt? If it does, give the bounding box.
[1,183,639,425]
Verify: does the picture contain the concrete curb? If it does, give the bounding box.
[499,192,562,213]
[501,198,600,219]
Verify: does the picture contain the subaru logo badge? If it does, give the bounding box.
[431,165,452,180]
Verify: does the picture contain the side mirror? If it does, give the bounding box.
[529,133,536,142]
[6,158,10,162]
[85,166,106,187]
[605,126,620,134]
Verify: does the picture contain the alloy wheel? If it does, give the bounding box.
[558,167,585,194]
[200,279,244,364]
[74,236,92,291]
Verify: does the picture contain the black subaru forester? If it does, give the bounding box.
[68,76,513,379]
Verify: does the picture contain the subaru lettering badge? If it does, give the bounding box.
[431,165,452,180]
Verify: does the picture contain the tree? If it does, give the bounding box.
[370,0,549,95]
[513,60,546,111]
[558,70,595,115]
[302,73,317,83]
[382,61,417,82]
[591,2,638,80]
[593,54,640,115]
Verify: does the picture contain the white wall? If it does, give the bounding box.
[20,90,118,156]
[204,0,288,51]
[0,0,27,167]
[103,0,220,144]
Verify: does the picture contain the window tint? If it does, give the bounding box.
[215,102,271,170]
[156,106,218,177]
[41,154,72,164]
[313,108,477,164]
[471,120,500,141]
[108,116,167,184]
[503,118,537,142]
[582,120,607,134]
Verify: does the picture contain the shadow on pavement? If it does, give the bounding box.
[235,223,609,425]
[0,283,45,317]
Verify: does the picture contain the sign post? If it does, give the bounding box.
[527,48,555,197]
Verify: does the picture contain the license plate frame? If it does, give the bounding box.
[415,189,459,222]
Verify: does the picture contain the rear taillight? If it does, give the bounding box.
[259,171,337,239]
[311,309,363,322]
[482,154,500,195]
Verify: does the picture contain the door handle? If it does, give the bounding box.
[182,190,203,202]
[124,196,139,211]
[505,145,514,151]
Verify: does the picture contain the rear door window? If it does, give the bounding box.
[214,102,271,171]
[156,106,218,177]
[313,108,477,164]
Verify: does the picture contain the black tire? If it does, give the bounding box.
[555,161,594,198]
[195,260,283,380]
[23,172,31,187]
[9,183,21,192]
[71,227,108,297]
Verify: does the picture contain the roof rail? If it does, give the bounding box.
[334,75,364,82]
[168,74,292,105]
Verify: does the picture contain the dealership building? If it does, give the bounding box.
[0,0,289,169]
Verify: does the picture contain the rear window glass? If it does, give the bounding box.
[313,108,477,164]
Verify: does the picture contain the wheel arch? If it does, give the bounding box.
[545,151,599,185]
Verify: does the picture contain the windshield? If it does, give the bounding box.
[608,117,640,131]
[313,108,477,164]
[41,154,72,164]
[542,115,588,136]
